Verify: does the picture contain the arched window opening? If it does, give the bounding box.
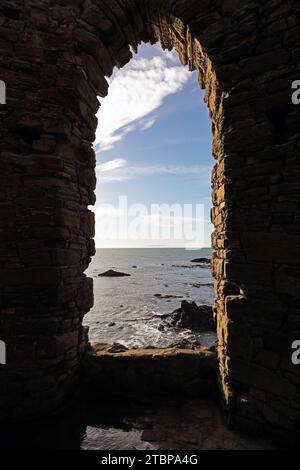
[84,43,216,350]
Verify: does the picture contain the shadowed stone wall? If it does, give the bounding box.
[0,0,300,442]
[83,344,217,399]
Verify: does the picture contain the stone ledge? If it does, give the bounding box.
[82,344,218,400]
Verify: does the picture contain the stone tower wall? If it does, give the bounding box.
[0,0,300,441]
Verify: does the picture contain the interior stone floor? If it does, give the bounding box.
[0,398,277,450]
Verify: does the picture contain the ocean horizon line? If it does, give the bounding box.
[95,246,212,250]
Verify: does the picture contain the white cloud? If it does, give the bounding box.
[126,164,210,176]
[95,50,191,152]
[97,158,127,173]
[96,159,211,183]
[140,117,156,131]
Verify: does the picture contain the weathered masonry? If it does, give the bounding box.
[0,0,300,443]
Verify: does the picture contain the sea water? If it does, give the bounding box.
[84,248,216,348]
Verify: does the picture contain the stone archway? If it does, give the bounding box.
[0,0,300,442]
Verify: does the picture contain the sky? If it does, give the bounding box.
[94,43,214,248]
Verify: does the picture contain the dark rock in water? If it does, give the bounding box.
[172,264,192,268]
[109,322,116,327]
[170,300,214,331]
[98,269,131,277]
[190,258,211,264]
[172,264,206,269]
[154,293,183,299]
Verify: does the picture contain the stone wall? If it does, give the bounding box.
[0,0,300,443]
[83,344,217,399]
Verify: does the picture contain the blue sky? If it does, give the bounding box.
[94,43,214,248]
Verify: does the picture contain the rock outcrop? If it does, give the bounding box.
[170,301,215,331]
[98,269,131,277]
[190,258,211,264]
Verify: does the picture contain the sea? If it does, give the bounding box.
[84,247,216,349]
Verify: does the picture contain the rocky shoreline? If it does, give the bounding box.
[91,261,216,349]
